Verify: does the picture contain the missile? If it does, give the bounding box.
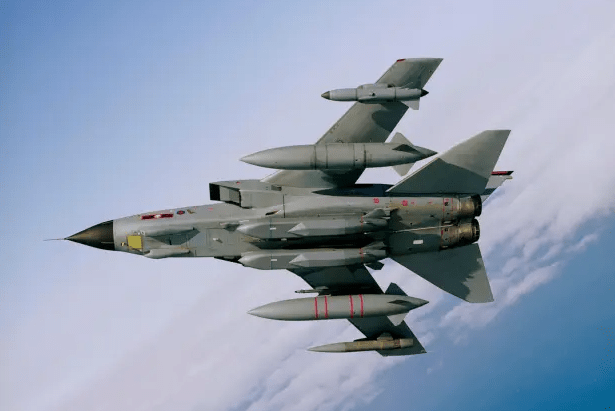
[308,338,414,353]
[144,248,190,259]
[241,136,436,172]
[238,243,387,270]
[321,83,429,109]
[248,294,428,323]
[236,216,387,240]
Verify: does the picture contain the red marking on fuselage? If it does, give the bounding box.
[349,295,354,318]
[373,198,380,204]
[359,294,364,318]
[141,213,173,220]
[443,198,446,219]
[396,58,405,62]
[314,297,319,319]
[402,200,408,206]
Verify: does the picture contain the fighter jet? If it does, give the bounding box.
[64,58,513,356]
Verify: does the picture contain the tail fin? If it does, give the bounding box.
[391,244,494,303]
[387,130,510,194]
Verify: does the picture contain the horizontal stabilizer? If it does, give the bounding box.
[391,243,493,303]
[387,130,510,194]
[481,171,514,203]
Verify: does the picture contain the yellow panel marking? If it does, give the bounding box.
[127,235,143,250]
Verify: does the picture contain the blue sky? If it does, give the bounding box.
[1,1,614,410]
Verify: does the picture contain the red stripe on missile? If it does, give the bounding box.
[314,297,319,319]
[324,296,329,319]
[349,295,354,318]
[359,294,364,318]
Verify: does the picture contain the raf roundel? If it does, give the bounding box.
[177,210,185,215]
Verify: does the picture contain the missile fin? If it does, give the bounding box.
[365,261,384,270]
[287,222,308,236]
[393,162,414,176]
[363,208,390,219]
[387,312,408,326]
[402,99,420,110]
[390,132,411,146]
[288,253,309,267]
[385,282,407,296]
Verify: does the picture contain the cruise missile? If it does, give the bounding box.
[308,337,414,353]
[238,243,387,270]
[240,133,436,174]
[321,83,429,109]
[237,216,387,240]
[248,294,428,323]
[144,248,190,259]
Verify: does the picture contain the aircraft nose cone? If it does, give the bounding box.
[321,91,331,100]
[420,89,429,97]
[66,220,115,250]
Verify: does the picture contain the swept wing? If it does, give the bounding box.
[263,58,443,188]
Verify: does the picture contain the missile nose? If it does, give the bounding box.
[247,306,268,318]
[66,220,115,250]
[240,153,258,165]
[247,302,282,319]
[420,89,429,97]
[321,91,331,100]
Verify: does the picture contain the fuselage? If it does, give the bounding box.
[90,181,483,268]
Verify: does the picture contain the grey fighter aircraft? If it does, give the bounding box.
[64,58,513,356]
